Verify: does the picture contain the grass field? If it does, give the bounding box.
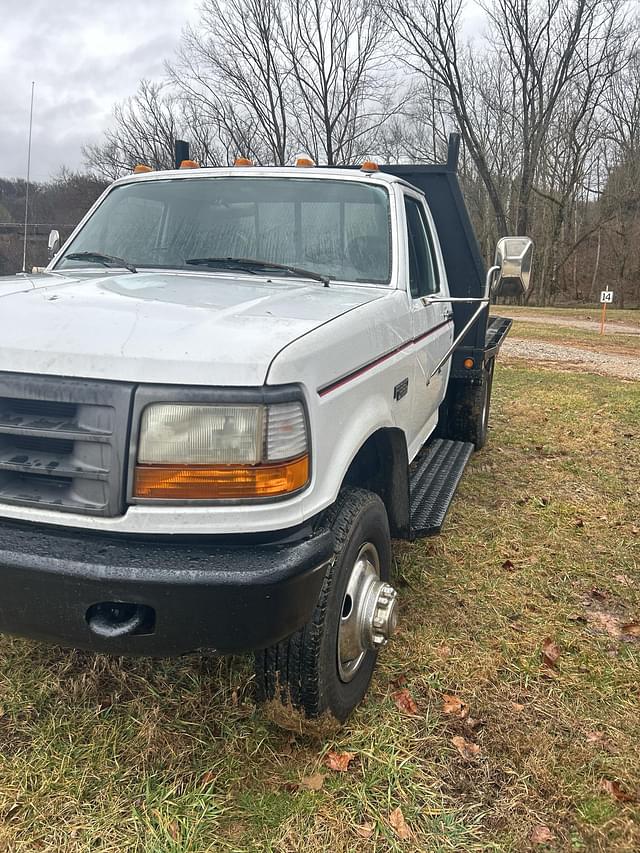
[0,365,638,851]
[496,306,640,328]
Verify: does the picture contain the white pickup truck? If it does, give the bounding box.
[0,136,531,722]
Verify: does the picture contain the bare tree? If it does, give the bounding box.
[83,80,221,178]
[384,0,632,238]
[279,0,397,163]
[170,0,292,164]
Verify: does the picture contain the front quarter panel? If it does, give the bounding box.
[267,289,414,519]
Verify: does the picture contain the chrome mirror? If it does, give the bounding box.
[492,237,534,298]
[47,229,60,261]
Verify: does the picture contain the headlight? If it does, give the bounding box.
[132,401,309,500]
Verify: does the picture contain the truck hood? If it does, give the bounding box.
[0,271,386,386]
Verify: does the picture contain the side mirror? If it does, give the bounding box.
[492,236,534,298]
[47,229,60,261]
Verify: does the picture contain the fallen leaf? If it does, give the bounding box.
[354,821,375,839]
[436,644,452,659]
[588,611,623,637]
[451,735,481,760]
[600,779,637,803]
[541,637,560,669]
[574,518,585,528]
[530,824,555,844]
[299,772,325,791]
[585,731,605,745]
[501,559,515,571]
[590,587,608,601]
[200,770,216,786]
[622,622,640,637]
[391,674,407,688]
[388,806,411,840]
[325,751,355,772]
[442,694,469,719]
[393,688,418,715]
[511,702,525,712]
[168,820,180,841]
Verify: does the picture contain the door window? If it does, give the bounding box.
[404,197,440,298]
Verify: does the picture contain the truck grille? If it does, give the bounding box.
[0,374,133,516]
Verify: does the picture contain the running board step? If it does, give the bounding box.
[409,439,474,539]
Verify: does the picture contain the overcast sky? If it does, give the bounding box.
[2,1,487,183]
[0,0,200,181]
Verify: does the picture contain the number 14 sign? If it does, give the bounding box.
[600,290,614,303]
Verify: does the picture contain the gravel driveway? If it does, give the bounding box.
[502,338,640,380]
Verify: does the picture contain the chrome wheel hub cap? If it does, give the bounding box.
[337,542,399,683]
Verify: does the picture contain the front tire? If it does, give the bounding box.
[255,488,393,723]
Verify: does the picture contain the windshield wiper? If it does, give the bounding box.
[65,252,137,273]
[185,257,330,286]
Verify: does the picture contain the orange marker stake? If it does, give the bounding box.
[600,301,607,336]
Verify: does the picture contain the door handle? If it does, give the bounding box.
[443,309,454,321]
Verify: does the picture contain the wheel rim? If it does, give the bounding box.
[337,542,380,683]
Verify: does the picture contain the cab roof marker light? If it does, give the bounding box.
[361,160,379,172]
[295,156,315,167]
[133,164,153,173]
[234,157,254,166]
[179,159,200,169]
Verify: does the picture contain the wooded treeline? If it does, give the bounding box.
[0,173,108,275]
[7,0,640,306]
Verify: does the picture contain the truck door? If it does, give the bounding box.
[403,192,454,452]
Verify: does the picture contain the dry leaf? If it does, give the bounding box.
[436,644,452,659]
[388,806,411,840]
[622,622,640,637]
[590,587,608,601]
[600,779,637,803]
[442,694,469,719]
[168,820,180,841]
[530,824,555,844]
[325,751,355,772]
[354,821,375,839]
[511,702,525,712]
[451,735,481,760]
[299,772,325,791]
[200,770,216,786]
[465,716,483,731]
[393,688,418,715]
[585,731,605,746]
[391,674,407,688]
[574,518,585,528]
[541,637,560,669]
[501,559,515,571]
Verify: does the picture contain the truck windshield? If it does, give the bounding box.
[55,176,392,285]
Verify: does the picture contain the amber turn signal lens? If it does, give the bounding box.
[463,358,475,369]
[133,455,309,500]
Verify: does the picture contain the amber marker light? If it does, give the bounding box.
[179,159,200,169]
[133,164,153,173]
[133,455,309,500]
[234,157,254,166]
[464,358,475,369]
[361,160,379,172]
[295,156,315,167]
